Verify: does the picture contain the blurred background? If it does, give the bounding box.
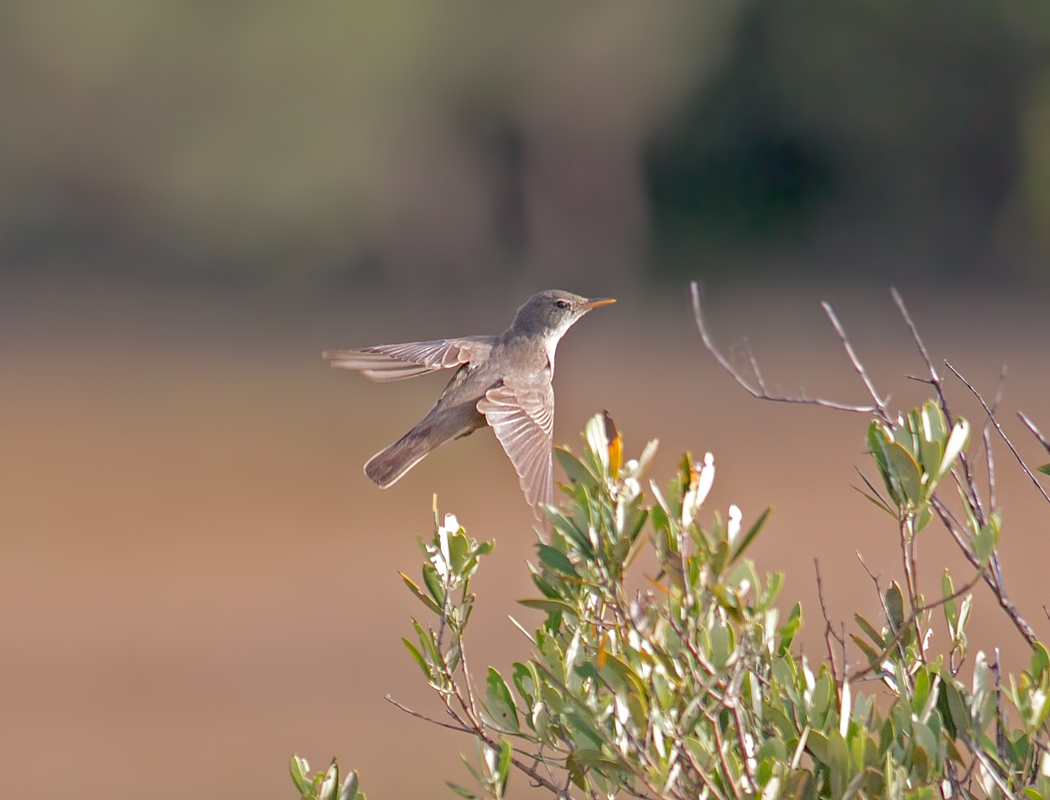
[4,3,1050,798]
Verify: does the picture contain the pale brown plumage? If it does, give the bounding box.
[323,290,614,514]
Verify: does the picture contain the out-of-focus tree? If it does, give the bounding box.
[3,2,1049,287]
[647,1,1050,283]
[0,1,741,290]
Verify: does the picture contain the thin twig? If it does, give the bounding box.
[689,282,878,415]
[891,290,991,527]
[930,497,1037,646]
[821,301,888,418]
[1019,411,1050,455]
[890,288,940,393]
[945,361,1050,507]
[849,568,985,682]
[682,747,729,800]
[742,337,768,393]
[385,694,474,733]
[815,560,845,688]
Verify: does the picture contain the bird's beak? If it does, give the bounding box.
[579,297,616,310]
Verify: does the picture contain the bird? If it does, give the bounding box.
[323,290,615,514]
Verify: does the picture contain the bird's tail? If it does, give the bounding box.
[364,431,434,488]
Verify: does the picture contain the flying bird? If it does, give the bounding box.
[323,290,615,513]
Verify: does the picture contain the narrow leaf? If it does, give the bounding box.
[854,613,886,648]
[885,582,905,632]
[730,505,773,562]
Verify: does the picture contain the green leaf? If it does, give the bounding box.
[868,422,910,507]
[851,635,881,667]
[807,729,830,765]
[973,521,998,564]
[1032,643,1050,679]
[445,782,481,800]
[883,440,923,507]
[537,544,578,577]
[484,667,519,732]
[809,672,833,726]
[401,638,432,681]
[852,483,896,516]
[730,505,772,562]
[778,603,802,653]
[912,668,931,716]
[1038,463,1050,476]
[512,661,540,709]
[710,621,733,669]
[917,402,946,475]
[421,563,446,608]
[854,613,886,648]
[597,651,649,729]
[400,572,442,615]
[495,738,512,796]
[555,446,599,489]
[547,510,593,557]
[941,570,957,633]
[412,619,441,667]
[885,582,905,632]
[518,598,577,620]
[826,730,850,800]
[290,755,313,796]
[565,748,627,790]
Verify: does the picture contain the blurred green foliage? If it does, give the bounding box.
[2,2,1049,284]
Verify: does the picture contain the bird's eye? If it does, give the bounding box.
[555,300,570,309]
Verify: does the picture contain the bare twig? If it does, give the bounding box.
[815,560,846,688]
[821,301,888,417]
[929,497,1037,646]
[1019,411,1050,455]
[682,747,729,800]
[890,288,948,416]
[891,290,990,525]
[849,567,985,682]
[388,695,578,799]
[945,361,1050,508]
[690,282,879,415]
[385,694,474,733]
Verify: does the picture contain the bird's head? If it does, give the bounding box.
[511,290,615,340]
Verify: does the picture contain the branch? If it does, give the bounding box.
[890,287,949,416]
[1018,411,1050,456]
[385,694,474,734]
[820,301,888,417]
[891,289,989,524]
[815,559,846,688]
[849,567,986,682]
[689,282,879,415]
[945,362,1050,508]
[929,497,1037,647]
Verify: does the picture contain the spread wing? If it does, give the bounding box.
[323,336,496,382]
[477,381,554,513]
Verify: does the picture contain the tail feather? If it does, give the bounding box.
[364,432,434,487]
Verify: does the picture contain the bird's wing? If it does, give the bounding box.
[477,381,554,513]
[323,336,496,382]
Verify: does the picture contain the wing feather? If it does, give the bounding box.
[477,382,554,512]
[323,336,495,382]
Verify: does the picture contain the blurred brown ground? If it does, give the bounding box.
[3,280,1049,798]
